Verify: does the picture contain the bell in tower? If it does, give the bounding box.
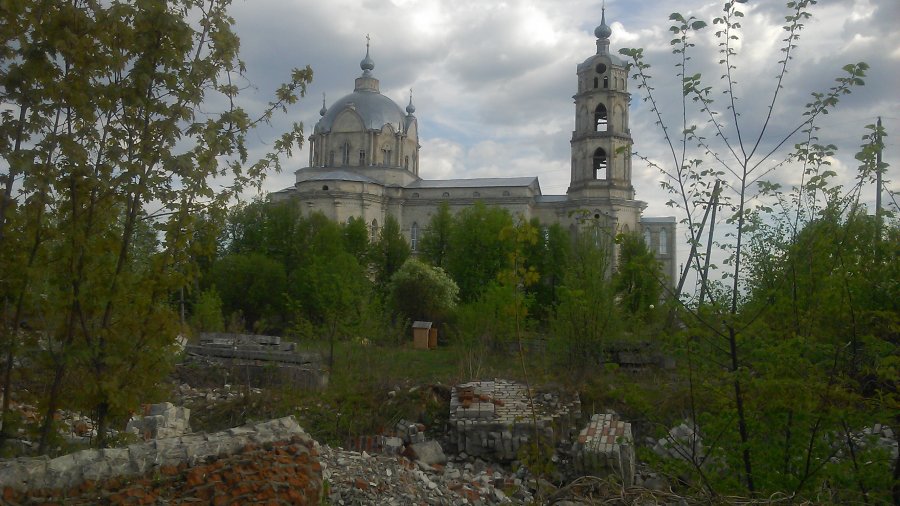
[568,7,634,199]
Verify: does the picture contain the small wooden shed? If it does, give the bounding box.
[412,321,437,350]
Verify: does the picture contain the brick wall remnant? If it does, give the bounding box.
[572,412,635,486]
[125,402,191,440]
[448,379,581,461]
[0,416,322,504]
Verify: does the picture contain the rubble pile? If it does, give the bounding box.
[572,413,635,486]
[449,379,580,461]
[125,402,191,440]
[318,443,537,505]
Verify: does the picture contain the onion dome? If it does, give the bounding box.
[360,35,375,74]
[594,7,612,40]
[406,90,416,115]
[319,94,327,116]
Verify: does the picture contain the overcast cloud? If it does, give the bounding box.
[227,0,899,265]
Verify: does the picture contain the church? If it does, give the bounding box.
[272,10,676,282]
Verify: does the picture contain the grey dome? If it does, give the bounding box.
[594,8,612,39]
[316,90,406,133]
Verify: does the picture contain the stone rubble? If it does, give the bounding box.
[125,402,191,440]
[572,413,635,486]
[449,379,580,461]
[317,442,539,505]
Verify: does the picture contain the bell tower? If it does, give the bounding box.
[568,8,633,198]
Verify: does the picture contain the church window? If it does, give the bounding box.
[322,185,329,191]
[659,228,668,254]
[405,155,410,169]
[411,222,419,251]
[359,149,366,165]
[593,77,598,89]
[603,76,609,89]
[643,228,652,247]
[592,147,607,179]
[442,192,450,198]
[382,147,392,166]
[371,219,379,240]
[594,104,608,131]
[595,63,607,74]
[341,142,350,165]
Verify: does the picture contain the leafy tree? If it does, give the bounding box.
[550,219,620,370]
[0,0,311,449]
[614,232,663,324]
[419,202,453,268]
[445,202,514,302]
[388,258,459,323]
[371,215,410,289]
[620,0,872,495]
[343,216,370,263]
[208,253,288,332]
[190,288,225,333]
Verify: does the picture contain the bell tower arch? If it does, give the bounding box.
[568,8,633,198]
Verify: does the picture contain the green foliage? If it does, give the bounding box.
[0,0,311,449]
[550,221,620,370]
[419,202,453,268]
[371,215,410,289]
[388,258,459,323]
[190,288,225,333]
[614,232,663,325]
[445,203,515,302]
[209,253,287,332]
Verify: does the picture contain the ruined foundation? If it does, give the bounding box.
[448,379,581,461]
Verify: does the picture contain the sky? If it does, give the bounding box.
[226,0,899,270]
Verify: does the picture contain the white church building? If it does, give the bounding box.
[272,10,677,282]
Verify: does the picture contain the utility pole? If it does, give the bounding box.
[875,116,883,247]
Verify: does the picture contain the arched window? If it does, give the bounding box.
[442,191,450,198]
[404,155,410,169]
[643,228,651,247]
[371,219,379,241]
[341,142,350,165]
[593,77,599,89]
[594,103,608,131]
[659,228,668,254]
[592,147,607,179]
[410,222,419,251]
[359,149,366,165]
[603,76,609,89]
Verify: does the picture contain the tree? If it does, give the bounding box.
[420,202,453,268]
[208,253,288,332]
[371,215,410,289]
[550,219,620,370]
[387,258,459,323]
[620,0,882,497]
[614,232,663,324]
[445,202,514,302]
[0,0,311,450]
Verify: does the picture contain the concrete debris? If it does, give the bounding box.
[652,421,704,463]
[126,402,191,440]
[318,443,533,505]
[449,379,580,461]
[572,413,635,486]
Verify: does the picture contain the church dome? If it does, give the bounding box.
[316,90,406,133]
